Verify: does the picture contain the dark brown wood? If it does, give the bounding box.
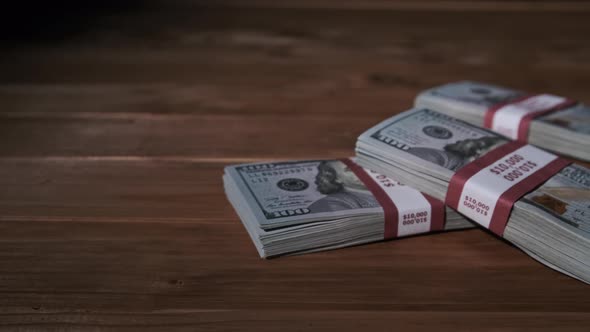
[0,2,589,330]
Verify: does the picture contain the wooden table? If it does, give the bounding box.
[1,1,589,330]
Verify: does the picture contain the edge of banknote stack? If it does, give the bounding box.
[223,158,473,258]
[414,81,590,161]
[355,107,590,284]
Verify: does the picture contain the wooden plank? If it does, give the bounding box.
[0,218,588,315]
[2,8,590,86]
[189,0,590,12]
[0,112,364,158]
[1,76,590,161]
[0,160,230,220]
[6,42,590,84]
[0,311,589,331]
[2,64,590,116]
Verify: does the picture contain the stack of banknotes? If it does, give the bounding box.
[355,108,590,284]
[223,159,473,258]
[224,80,589,284]
[415,81,590,161]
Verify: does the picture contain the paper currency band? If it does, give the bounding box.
[341,158,445,240]
[483,94,577,141]
[445,141,571,236]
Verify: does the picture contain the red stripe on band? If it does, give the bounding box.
[340,158,399,239]
[488,157,571,236]
[422,194,445,232]
[445,141,526,210]
[484,94,578,142]
[516,99,577,141]
[483,94,532,129]
[445,141,570,237]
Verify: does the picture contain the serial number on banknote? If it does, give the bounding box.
[489,154,538,181]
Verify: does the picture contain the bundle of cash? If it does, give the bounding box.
[224,158,473,258]
[356,108,590,283]
[415,81,590,161]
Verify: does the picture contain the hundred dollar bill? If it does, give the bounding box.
[415,81,590,161]
[524,164,590,233]
[223,158,473,258]
[356,108,590,283]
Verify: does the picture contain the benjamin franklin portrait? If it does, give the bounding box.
[407,136,507,171]
[308,161,379,213]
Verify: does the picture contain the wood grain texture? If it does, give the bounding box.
[0,1,589,330]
